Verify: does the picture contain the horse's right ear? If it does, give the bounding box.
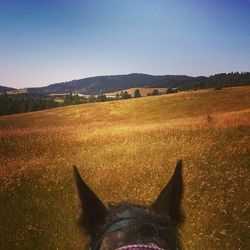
[73,166,108,236]
[150,160,184,228]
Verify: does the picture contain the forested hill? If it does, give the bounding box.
[27,72,250,95]
[27,74,194,95]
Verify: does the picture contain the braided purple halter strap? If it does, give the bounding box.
[115,243,165,250]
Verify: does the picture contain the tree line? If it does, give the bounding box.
[139,72,250,91]
[0,93,59,116]
[0,88,174,116]
[1,71,250,116]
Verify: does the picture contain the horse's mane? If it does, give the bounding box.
[88,203,181,250]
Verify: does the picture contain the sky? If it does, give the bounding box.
[0,0,250,88]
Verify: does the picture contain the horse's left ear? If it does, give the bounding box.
[73,165,108,236]
[150,160,184,228]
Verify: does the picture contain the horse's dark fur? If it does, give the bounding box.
[73,160,184,250]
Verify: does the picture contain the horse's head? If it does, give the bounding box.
[73,160,184,250]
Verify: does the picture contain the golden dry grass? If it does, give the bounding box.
[0,86,249,249]
[105,87,168,97]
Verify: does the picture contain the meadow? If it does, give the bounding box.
[0,87,249,250]
[105,87,168,97]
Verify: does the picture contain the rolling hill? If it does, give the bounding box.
[0,85,16,93]
[2,72,250,96]
[26,72,250,95]
[27,73,196,95]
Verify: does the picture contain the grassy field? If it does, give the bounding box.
[0,87,249,250]
[105,87,168,97]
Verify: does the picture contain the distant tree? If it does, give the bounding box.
[166,88,177,94]
[64,93,73,105]
[97,94,107,102]
[134,89,141,98]
[122,91,131,99]
[151,89,159,95]
[72,94,80,104]
[80,96,87,103]
[88,95,97,102]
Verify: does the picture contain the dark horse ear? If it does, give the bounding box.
[150,160,184,227]
[73,166,108,236]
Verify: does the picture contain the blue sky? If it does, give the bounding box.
[0,0,249,88]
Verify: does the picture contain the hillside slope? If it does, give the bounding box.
[105,87,168,97]
[26,72,250,95]
[27,73,195,95]
[0,87,249,250]
[0,85,16,93]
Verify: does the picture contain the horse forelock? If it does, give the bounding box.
[90,203,180,250]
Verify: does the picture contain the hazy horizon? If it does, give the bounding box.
[1,0,250,88]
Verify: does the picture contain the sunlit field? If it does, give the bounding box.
[0,87,249,250]
[105,87,168,97]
